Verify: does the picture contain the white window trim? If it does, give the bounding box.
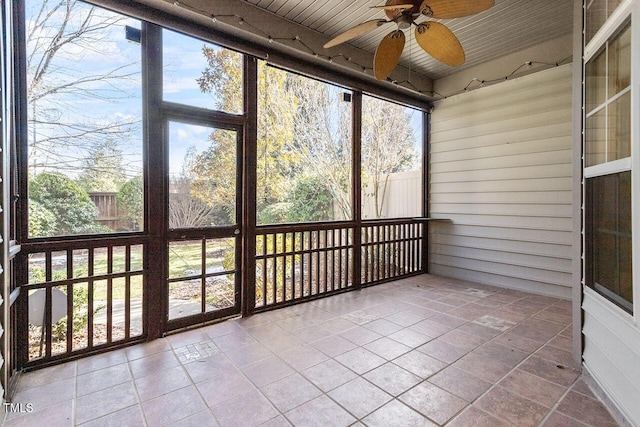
[585,0,634,61]
[584,157,631,178]
[632,1,640,325]
[583,0,639,324]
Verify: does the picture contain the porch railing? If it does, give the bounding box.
[17,218,423,367]
[255,218,423,310]
[255,223,355,310]
[19,236,147,368]
[362,219,423,285]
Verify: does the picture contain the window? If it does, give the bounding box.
[584,17,633,313]
[163,29,243,114]
[585,172,633,312]
[256,63,353,225]
[168,122,238,228]
[585,22,631,167]
[25,0,143,237]
[586,0,623,43]
[361,95,423,219]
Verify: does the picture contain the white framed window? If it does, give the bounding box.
[583,1,636,316]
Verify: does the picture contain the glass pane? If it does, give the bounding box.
[361,95,423,219]
[206,274,235,312]
[607,91,631,161]
[256,62,353,224]
[168,280,202,320]
[169,241,202,279]
[608,23,631,97]
[73,283,89,351]
[586,0,607,43]
[168,122,237,228]
[206,239,235,274]
[130,277,144,337]
[163,29,243,114]
[26,0,143,237]
[585,48,607,113]
[585,109,606,167]
[586,172,633,313]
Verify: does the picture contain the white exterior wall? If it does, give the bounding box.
[428,64,573,299]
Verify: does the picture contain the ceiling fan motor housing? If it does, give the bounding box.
[397,15,413,29]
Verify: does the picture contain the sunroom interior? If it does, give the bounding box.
[0,0,639,426]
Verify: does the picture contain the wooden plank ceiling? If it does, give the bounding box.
[242,0,574,80]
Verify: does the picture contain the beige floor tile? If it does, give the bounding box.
[476,385,549,427]
[399,381,468,425]
[141,385,206,426]
[363,362,422,396]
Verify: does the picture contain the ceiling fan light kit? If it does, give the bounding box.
[323,0,495,80]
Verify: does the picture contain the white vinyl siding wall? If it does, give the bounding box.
[428,64,573,299]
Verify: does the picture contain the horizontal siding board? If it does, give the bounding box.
[430,164,573,184]
[430,233,571,259]
[431,177,573,193]
[431,136,571,163]
[428,66,573,297]
[430,203,573,218]
[429,254,572,287]
[582,291,640,426]
[429,265,572,299]
[430,122,572,153]
[430,223,573,246]
[432,244,571,273]
[428,214,573,231]
[429,191,572,205]
[430,65,573,121]
[430,150,573,174]
[430,109,573,144]
[430,92,572,134]
[583,341,640,426]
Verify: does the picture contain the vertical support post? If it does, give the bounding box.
[13,0,30,370]
[143,23,165,339]
[421,110,431,273]
[242,56,257,317]
[352,91,362,289]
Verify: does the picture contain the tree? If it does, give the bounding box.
[77,137,127,192]
[29,172,103,236]
[192,45,419,224]
[26,0,141,175]
[116,176,143,231]
[28,200,57,237]
[191,48,300,219]
[287,76,353,219]
[361,97,418,218]
[169,177,217,228]
[286,175,333,223]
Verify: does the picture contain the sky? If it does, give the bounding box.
[25,0,423,182]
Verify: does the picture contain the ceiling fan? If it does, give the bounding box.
[323,0,495,80]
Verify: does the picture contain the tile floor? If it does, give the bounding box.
[3,274,620,427]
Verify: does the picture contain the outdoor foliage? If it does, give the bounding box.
[26,0,143,237]
[116,176,144,231]
[29,172,105,236]
[287,175,333,223]
[190,49,419,224]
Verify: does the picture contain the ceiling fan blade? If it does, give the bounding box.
[323,20,388,49]
[415,22,465,66]
[373,30,405,80]
[419,0,494,19]
[370,4,414,10]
